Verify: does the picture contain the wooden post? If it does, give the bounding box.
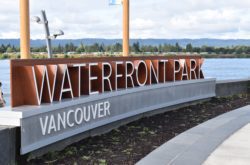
[20,0,31,59]
[123,0,129,57]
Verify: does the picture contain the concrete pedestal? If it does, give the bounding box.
[0,79,216,159]
[0,126,18,165]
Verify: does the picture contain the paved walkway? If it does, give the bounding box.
[204,123,250,165]
[136,105,250,165]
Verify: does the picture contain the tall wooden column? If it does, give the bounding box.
[123,0,129,57]
[20,0,31,59]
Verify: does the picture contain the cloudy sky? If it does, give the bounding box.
[1,0,250,39]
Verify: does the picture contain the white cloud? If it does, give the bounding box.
[1,0,250,39]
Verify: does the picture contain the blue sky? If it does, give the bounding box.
[0,0,250,39]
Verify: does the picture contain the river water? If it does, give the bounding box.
[1,59,250,105]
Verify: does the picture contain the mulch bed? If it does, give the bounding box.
[27,94,250,165]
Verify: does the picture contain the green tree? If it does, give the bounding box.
[6,46,13,53]
[0,44,6,53]
[76,42,85,53]
[132,41,141,53]
[112,43,122,52]
[57,44,64,53]
[99,43,105,52]
[186,43,193,52]
[175,42,181,52]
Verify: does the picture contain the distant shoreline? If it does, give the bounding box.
[2,38,250,47]
[1,53,250,60]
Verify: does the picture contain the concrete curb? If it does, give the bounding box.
[136,105,250,165]
[216,78,250,97]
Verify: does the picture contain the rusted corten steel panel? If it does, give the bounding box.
[10,56,204,107]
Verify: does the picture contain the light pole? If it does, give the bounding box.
[33,10,64,58]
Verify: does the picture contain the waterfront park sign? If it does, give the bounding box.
[11,56,204,107]
[7,0,216,155]
[2,56,216,154]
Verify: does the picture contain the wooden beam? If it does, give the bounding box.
[123,0,129,57]
[20,0,31,59]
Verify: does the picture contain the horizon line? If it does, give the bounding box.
[1,38,250,40]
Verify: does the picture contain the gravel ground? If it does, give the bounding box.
[26,94,250,165]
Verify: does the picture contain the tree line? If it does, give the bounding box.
[2,42,250,54]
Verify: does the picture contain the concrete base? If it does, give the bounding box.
[28,98,210,159]
[0,79,216,155]
[0,126,18,165]
[28,78,250,159]
[2,78,250,162]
